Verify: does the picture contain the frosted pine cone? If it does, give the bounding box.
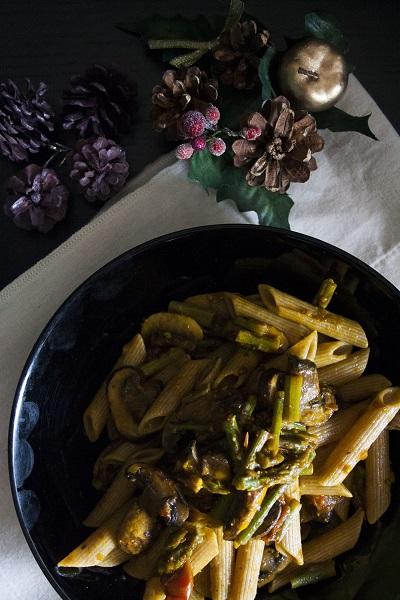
[4,164,68,232]
[63,64,137,138]
[69,137,129,202]
[0,79,55,162]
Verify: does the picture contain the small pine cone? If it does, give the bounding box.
[4,164,68,232]
[0,79,55,162]
[151,66,218,140]
[69,137,129,202]
[213,20,270,90]
[232,96,324,193]
[62,64,137,138]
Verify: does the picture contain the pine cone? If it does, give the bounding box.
[0,80,55,162]
[232,96,324,193]
[4,164,68,232]
[62,64,137,138]
[69,137,129,202]
[213,20,270,90]
[151,67,218,140]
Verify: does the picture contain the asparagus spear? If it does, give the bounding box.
[235,484,287,546]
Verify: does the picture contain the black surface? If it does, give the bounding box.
[9,224,400,600]
[0,1,399,289]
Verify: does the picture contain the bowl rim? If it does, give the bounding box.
[8,223,400,600]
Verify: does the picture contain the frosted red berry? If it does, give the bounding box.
[208,137,226,156]
[205,105,220,125]
[191,136,206,151]
[180,110,207,139]
[176,143,194,160]
[242,126,262,140]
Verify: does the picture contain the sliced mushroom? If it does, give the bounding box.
[117,501,156,555]
[141,312,203,352]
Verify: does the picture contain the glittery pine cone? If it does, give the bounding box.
[0,79,55,162]
[69,136,129,202]
[151,67,218,140]
[62,64,137,138]
[213,20,270,90]
[232,96,324,193]
[4,164,68,232]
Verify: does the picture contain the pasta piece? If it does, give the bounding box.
[318,387,400,486]
[309,401,368,448]
[83,333,146,442]
[58,503,130,567]
[139,360,209,434]
[299,476,352,498]
[318,349,370,386]
[366,429,391,524]
[288,331,318,361]
[269,509,364,591]
[388,412,400,430]
[312,443,335,469]
[275,480,303,565]
[314,341,353,368]
[194,566,210,597]
[210,527,234,600]
[99,441,141,465]
[84,447,163,527]
[154,352,190,386]
[143,577,166,600]
[231,539,265,600]
[190,591,204,600]
[98,546,131,567]
[191,528,219,576]
[224,293,310,345]
[185,292,230,319]
[213,347,261,389]
[259,284,368,348]
[106,415,120,440]
[337,373,392,403]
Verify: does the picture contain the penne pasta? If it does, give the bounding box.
[259,284,368,348]
[98,546,131,567]
[388,412,400,430]
[231,539,265,600]
[275,480,303,565]
[318,348,370,386]
[191,528,219,576]
[210,527,234,600]
[288,331,318,361]
[194,567,210,597]
[143,577,166,600]
[299,476,352,497]
[58,502,130,567]
[366,429,392,524]
[314,341,353,368]
[83,333,146,442]
[269,509,365,591]
[185,292,231,319]
[309,401,368,448]
[318,388,400,486]
[213,347,261,389]
[124,529,171,580]
[139,360,209,434]
[224,293,310,345]
[337,373,392,403]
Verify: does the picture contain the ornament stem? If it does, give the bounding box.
[298,67,319,81]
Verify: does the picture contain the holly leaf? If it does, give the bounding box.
[219,88,261,129]
[116,14,224,43]
[188,150,293,228]
[315,107,378,140]
[305,12,349,54]
[258,45,277,101]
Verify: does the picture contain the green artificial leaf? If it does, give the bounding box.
[116,14,224,43]
[315,107,378,140]
[219,88,261,129]
[188,150,293,228]
[258,45,277,101]
[304,12,349,54]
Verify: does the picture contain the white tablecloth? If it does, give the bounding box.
[0,74,399,599]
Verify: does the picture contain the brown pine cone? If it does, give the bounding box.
[213,20,270,90]
[151,67,218,140]
[232,96,324,193]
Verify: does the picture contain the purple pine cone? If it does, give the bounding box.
[62,64,137,138]
[70,137,129,202]
[0,79,55,162]
[4,164,68,232]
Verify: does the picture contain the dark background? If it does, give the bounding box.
[0,0,399,290]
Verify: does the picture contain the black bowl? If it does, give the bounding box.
[9,225,400,600]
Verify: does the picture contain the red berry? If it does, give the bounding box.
[208,137,226,156]
[191,136,206,151]
[176,143,194,160]
[205,105,220,125]
[181,110,207,139]
[242,126,262,140]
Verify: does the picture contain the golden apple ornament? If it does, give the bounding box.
[277,38,348,112]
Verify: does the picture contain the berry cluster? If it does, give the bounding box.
[175,107,226,161]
